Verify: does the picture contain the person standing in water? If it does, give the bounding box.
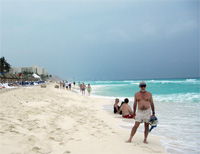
[126,81,155,144]
[87,84,91,96]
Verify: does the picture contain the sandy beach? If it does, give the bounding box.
[0,84,167,154]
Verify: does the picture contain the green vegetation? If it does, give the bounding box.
[0,57,11,73]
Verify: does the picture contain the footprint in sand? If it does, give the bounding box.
[63,151,71,153]
[49,137,55,140]
[32,147,41,151]
[28,137,35,142]
[0,131,5,134]
[9,125,15,129]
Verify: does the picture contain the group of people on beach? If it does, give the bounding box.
[114,81,156,144]
[59,81,75,90]
[59,80,156,143]
[79,82,91,96]
[114,98,134,118]
[59,81,92,96]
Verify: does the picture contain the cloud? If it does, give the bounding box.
[165,19,198,38]
[140,23,157,36]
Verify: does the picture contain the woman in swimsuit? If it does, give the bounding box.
[87,84,91,96]
[114,98,120,114]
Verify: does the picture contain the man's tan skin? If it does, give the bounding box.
[81,83,86,95]
[120,102,133,116]
[126,82,155,144]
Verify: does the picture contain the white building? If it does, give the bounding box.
[32,65,44,75]
[44,70,48,76]
[21,67,37,74]
[10,65,49,76]
[9,67,22,74]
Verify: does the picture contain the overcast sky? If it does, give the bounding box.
[0,0,199,80]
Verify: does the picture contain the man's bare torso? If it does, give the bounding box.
[121,104,133,116]
[135,91,152,110]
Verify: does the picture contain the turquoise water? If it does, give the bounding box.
[80,78,200,154]
[83,78,200,103]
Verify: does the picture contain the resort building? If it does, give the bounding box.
[9,65,49,76]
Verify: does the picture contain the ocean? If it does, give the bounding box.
[80,78,200,154]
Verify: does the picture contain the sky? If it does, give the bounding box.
[0,0,199,80]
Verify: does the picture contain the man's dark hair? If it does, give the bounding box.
[124,98,129,103]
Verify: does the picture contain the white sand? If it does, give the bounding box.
[0,84,167,154]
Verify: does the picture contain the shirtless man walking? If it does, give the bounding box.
[81,83,86,95]
[126,81,155,144]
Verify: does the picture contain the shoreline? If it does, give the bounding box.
[0,83,167,154]
[70,84,184,154]
[62,84,169,153]
[78,83,200,154]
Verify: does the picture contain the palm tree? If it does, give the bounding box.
[0,57,11,73]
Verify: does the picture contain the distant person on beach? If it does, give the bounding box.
[79,83,82,92]
[81,83,86,95]
[62,81,65,89]
[65,81,68,90]
[114,98,120,113]
[119,98,134,118]
[60,81,62,88]
[87,84,91,96]
[69,82,72,90]
[126,81,155,144]
[73,81,76,87]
